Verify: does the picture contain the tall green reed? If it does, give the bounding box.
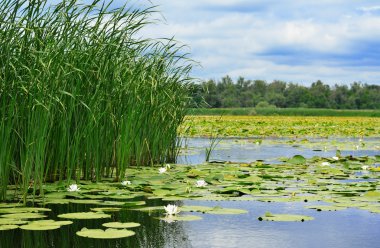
[0,0,192,201]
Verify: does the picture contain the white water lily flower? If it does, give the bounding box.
[121,180,131,186]
[164,204,180,215]
[67,184,80,192]
[195,179,208,187]
[321,162,330,166]
[165,164,171,169]
[361,165,369,170]
[332,156,339,161]
[159,167,167,174]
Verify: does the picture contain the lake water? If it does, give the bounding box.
[1,137,379,248]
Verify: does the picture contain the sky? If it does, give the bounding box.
[140,0,380,85]
[48,1,380,85]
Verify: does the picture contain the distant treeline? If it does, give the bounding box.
[189,76,380,109]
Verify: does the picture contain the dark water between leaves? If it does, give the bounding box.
[1,137,379,248]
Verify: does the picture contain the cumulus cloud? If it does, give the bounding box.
[46,0,380,85]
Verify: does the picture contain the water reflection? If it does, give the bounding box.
[0,198,192,248]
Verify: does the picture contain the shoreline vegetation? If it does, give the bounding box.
[0,0,192,202]
[188,107,380,117]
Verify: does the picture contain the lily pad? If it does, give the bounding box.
[259,213,314,222]
[0,218,28,225]
[76,228,135,239]
[58,212,111,220]
[0,207,51,214]
[90,208,122,212]
[288,155,306,165]
[102,222,140,229]
[0,225,19,230]
[207,206,248,215]
[0,213,47,219]
[20,224,61,231]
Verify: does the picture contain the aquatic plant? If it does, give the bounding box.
[164,204,180,215]
[0,0,192,201]
[67,184,80,192]
[195,179,208,187]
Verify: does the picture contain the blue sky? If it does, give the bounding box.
[48,1,380,85]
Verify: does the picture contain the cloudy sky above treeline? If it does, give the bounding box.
[49,1,380,85]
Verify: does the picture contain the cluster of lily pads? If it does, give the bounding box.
[183,116,380,137]
[0,153,379,238]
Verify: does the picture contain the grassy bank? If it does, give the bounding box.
[182,116,380,137]
[188,108,380,117]
[0,0,192,201]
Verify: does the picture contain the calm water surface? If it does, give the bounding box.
[1,137,379,248]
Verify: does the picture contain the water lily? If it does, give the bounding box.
[164,204,180,215]
[361,165,369,170]
[121,180,131,186]
[195,179,208,187]
[332,156,339,161]
[67,184,80,192]
[158,167,167,174]
[321,162,330,166]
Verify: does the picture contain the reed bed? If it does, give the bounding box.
[0,0,192,201]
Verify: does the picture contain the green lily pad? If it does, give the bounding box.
[207,206,248,215]
[0,207,51,214]
[102,222,140,229]
[180,205,214,213]
[76,228,135,239]
[0,225,19,230]
[131,206,164,212]
[288,155,306,165]
[259,213,314,222]
[0,218,28,225]
[29,220,73,226]
[58,212,111,220]
[68,199,103,205]
[1,213,47,219]
[20,224,61,231]
[90,208,122,212]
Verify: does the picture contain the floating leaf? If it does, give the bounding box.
[102,222,140,229]
[0,218,28,225]
[91,208,121,212]
[288,155,306,165]
[207,206,248,215]
[58,212,110,220]
[76,228,135,239]
[1,213,47,219]
[0,225,19,230]
[259,213,314,222]
[0,207,51,214]
[20,224,60,231]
